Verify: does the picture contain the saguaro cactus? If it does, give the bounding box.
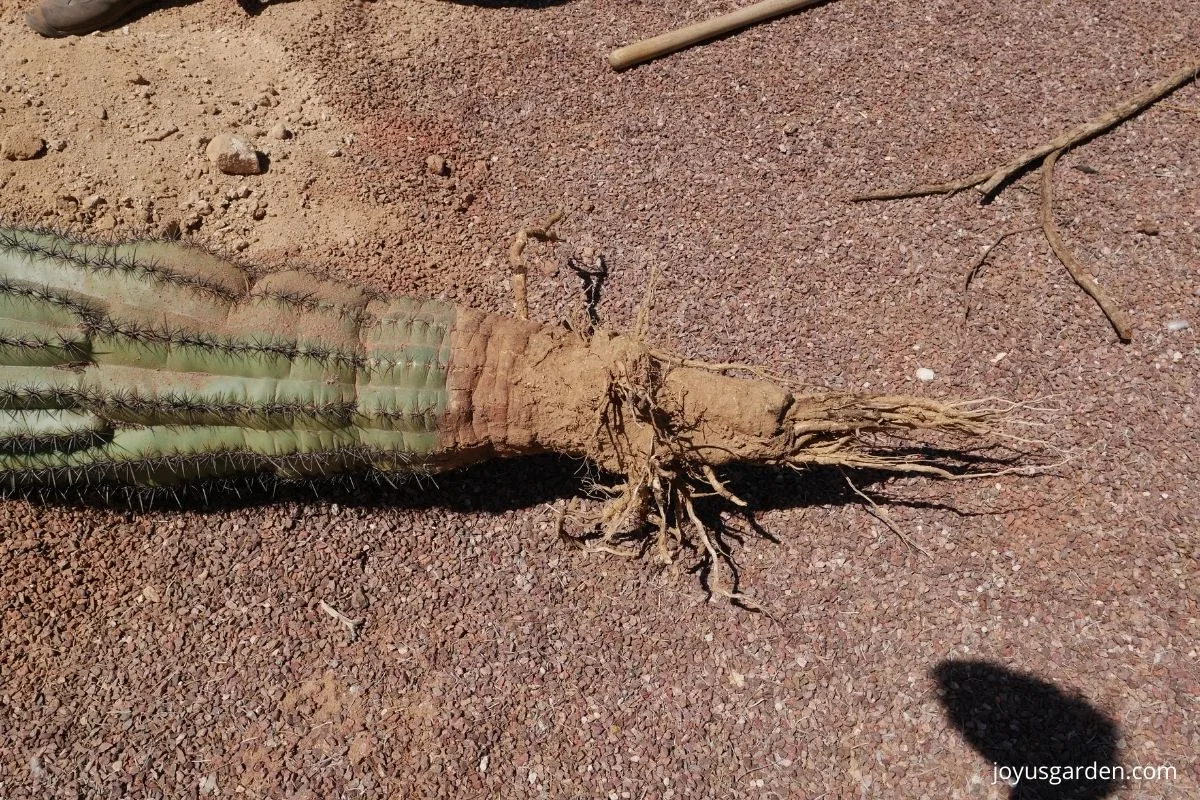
[0,226,467,487]
[0,225,1009,514]
[1,226,1018,591]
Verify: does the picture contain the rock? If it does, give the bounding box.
[1,128,46,161]
[426,154,449,176]
[326,147,342,158]
[205,133,264,175]
[1136,223,1159,236]
[268,121,292,140]
[127,72,150,86]
[1165,319,1190,332]
[915,367,936,382]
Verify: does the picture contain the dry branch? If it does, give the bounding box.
[853,58,1200,202]
[853,57,1199,342]
[608,0,829,71]
[1039,150,1133,342]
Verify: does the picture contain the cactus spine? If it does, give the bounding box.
[0,226,455,489]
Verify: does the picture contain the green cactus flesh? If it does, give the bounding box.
[0,226,455,488]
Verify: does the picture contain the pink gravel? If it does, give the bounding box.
[0,0,1197,797]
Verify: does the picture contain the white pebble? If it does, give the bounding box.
[916,368,936,382]
[1165,319,1190,332]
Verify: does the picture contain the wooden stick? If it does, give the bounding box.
[1040,149,1133,342]
[608,0,828,72]
[854,57,1200,202]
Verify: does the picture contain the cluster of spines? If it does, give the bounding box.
[0,461,434,510]
[0,443,419,489]
[0,333,90,358]
[0,386,447,428]
[0,227,238,301]
[249,288,374,327]
[0,429,113,457]
[82,316,449,374]
[86,317,367,369]
[0,278,106,326]
[0,224,458,499]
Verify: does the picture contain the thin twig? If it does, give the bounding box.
[853,58,1200,202]
[318,600,362,642]
[964,227,1039,290]
[508,209,566,320]
[841,472,930,557]
[1039,149,1133,342]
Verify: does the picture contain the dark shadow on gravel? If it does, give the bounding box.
[235,0,304,17]
[443,1,573,8]
[933,660,1120,800]
[9,444,1023,515]
[8,454,1022,605]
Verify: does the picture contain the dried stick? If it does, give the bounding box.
[508,209,566,320]
[853,58,1200,202]
[841,471,929,557]
[964,227,1038,290]
[318,600,363,642]
[1040,149,1133,342]
[608,0,829,71]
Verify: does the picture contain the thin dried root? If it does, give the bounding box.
[702,465,747,507]
[964,227,1039,291]
[1040,149,1133,341]
[840,471,930,558]
[318,600,363,642]
[508,209,567,320]
[853,57,1200,202]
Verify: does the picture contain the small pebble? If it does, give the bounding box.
[1165,319,1190,332]
[268,121,292,140]
[206,133,264,175]
[426,154,449,176]
[915,367,936,382]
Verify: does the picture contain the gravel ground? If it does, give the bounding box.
[1,0,1197,797]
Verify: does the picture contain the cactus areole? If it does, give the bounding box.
[0,226,1001,499]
